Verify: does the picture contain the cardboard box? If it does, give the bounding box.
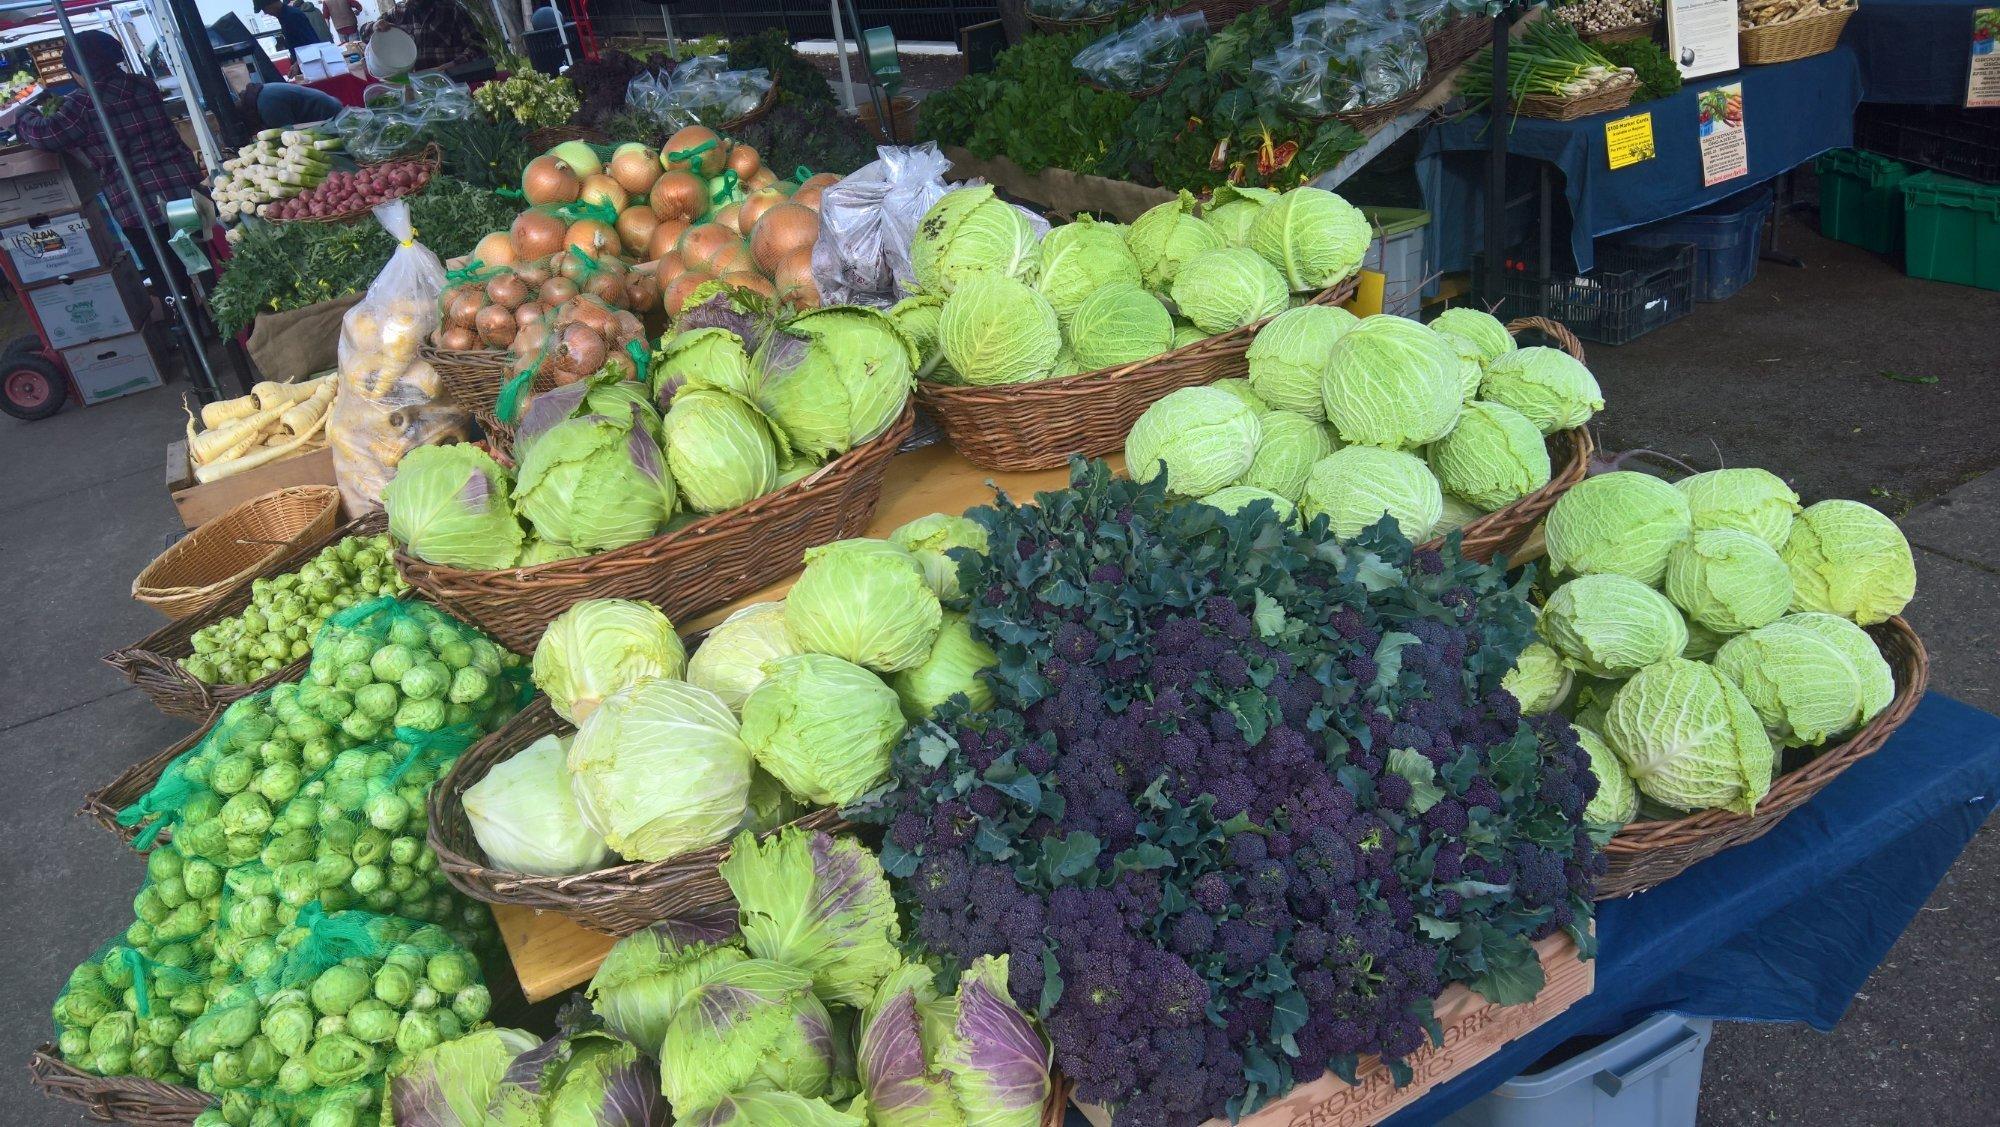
[2,205,114,286]
[28,259,148,349]
[61,329,164,405]
[0,148,85,226]
[292,45,345,81]
[167,440,342,530]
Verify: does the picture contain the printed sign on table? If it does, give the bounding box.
[1605,113,1657,169]
[1667,0,1741,80]
[1970,9,2000,107]
[1697,83,1747,187]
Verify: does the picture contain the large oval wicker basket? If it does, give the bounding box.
[1597,616,1929,899]
[132,485,344,620]
[28,1046,214,1125]
[430,697,850,935]
[397,404,915,653]
[106,511,388,722]
[1739,6,1854,65]
[917,275,1359,472]
[427,345,511,426]
[83,718,208,844]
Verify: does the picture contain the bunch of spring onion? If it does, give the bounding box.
[1456,20,1637,111]
[212,128,343,223]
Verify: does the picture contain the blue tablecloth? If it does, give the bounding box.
[1382,691,2000,1125]
[1419,45,1864,273]
[1847,0,1990,104]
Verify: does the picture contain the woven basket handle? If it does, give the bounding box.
[1506,316,1587,363]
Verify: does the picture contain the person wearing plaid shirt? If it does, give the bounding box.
[380,0,490,72]
[1,32,207,298]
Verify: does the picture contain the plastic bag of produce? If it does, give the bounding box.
[1072,12,1208,92]
[810,142,956,307]
[1250,44,1340,116]
[328,198,472,513]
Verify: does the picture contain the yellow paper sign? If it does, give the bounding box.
[1605,113,1656,169]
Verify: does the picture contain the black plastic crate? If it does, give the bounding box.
[1854,103,2000,186]
[1471,243,1697,346]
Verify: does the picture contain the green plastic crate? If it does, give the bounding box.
[1901,172,2000,291]
[1815,149,1910,255]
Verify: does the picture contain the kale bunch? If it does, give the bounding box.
[854,461,1602,1126]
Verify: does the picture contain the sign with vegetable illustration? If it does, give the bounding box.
[1697,83,1747,187]
[1970,9,2000,107]
[1665,0,1739,79]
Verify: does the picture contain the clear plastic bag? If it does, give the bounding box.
[1342,22,1429,105]
[1072,12,1209,91]
[811,143,1023,306]
[1250,45,1339,115]
[674,53,729,85]
[328,200,471,514]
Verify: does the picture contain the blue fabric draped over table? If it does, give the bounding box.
[1380,692,2000,1125]
[1419,45,1864,273]
[1846,0,1993,104]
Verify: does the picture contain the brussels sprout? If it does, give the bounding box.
[345,998,399,1045]
[395,1009,446,1057]
[372,963,416,1008]
[310,965,372,1016]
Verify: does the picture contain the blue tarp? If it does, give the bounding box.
[1846,0,1992,104]
[1384,691,2000,1125]
[1419,46,1864,272]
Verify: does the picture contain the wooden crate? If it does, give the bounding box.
[1077,931,1592,1127]
[167,440,342,530]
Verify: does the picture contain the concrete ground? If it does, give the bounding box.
[1,210,1996,1124]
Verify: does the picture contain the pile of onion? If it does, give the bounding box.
[509,295,648,389]
[434,244,661,352]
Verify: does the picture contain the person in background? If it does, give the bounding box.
[526,0,569,76]
[235,80,344,130]
[323,0,364,40]
[0,31,205,301]
[380,0,487,72]
[257,0,326,54]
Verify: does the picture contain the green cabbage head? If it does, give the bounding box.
[515,415,677,552]
[588,924,748,1054]
[889,513,991,601]
[1501,641,1573,714]
[1603,658,1775,814]
[1428,400,1551,511]
[1321,315,1463,449]
[1428,307,1515,363]
[1665,529,1795,634]
[1246,304,1358,419]
[1125,386,1263,497]
[1171,320,1207,349]
[463,733,609,877]
[721,827,902,1007]
[1780,499,1916,626]
[1675,467,1801,549]
[1576,726,1638,826]
[567,679,750,862]
[1035,216,1141,324]
[1127,190,1224,289]
[1210,378,1268,415]
[910,185,1040,294]
[1246,186,1370,291]
[1434,493,1482,537]
[1239,410,1335,503]
[689,602,800,716]
[532,598,687,724]
[741,654,905,806]
[1170,247,1289,334]
[1545,471,1692,585]
[386,1024,539,1125]
[1067,282,1173,371]
[1713,612,1894,747]
[681,1091,863,1126]
[1478,347,1604,434]
[664,388,782,514]
[888,294,950,382]
[886,612,998,719]
[1440,335,1486,401]
[785,539,943,673]
[855,956,1051,1127]
[660,959,835,1114]
[938,273,1062,386]
[383,444,525,570]
[1299,445,1444,541]
[1539,574,1689,678]
[654,328,754,400]
[1198,485,1298,527]
[1201,184,1279,245]
[753,307,916,459]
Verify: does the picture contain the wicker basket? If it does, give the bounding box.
[525,125,611,152]
[1426,14,1494,73]
[918,276,1358,473]
[1581,18,1662,43]
[28,1048,213,1126]
[1026,1,1138,35]
[1513,73,1637,121]
[83,720,208,844]
[397,404,915,653]
[277,144,442,226]
[430,697,851,935]
[132,486,343,621]
[107,511,389,722]
[1597,616,1929,899]
[1739,6,1854,65]
[719,81,780,134]
[428,345,512,423]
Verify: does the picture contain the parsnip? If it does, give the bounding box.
[280,379,336,435]
[196,412,329,483]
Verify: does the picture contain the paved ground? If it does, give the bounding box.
[1,210,1996,1124]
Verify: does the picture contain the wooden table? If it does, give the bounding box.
[493,442,1122,1003]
